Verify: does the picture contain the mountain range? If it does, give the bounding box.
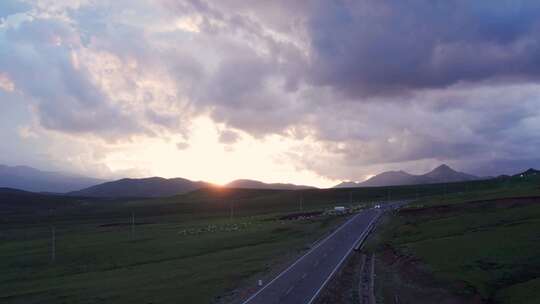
[0,164,315,198]
[0,165,104,193]
[225,179,314,190]
[0,163,491,198]
[68,177,213,198]
[70,178,314,198]
[334,164,480,188]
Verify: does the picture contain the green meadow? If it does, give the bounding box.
[369,174,540,303]
[1,209,347,303]
[1,174,538,303]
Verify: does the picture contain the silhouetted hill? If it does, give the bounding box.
[514,168,540,177]
[0,164,104,193]
[225,179,315,190]
[69,177,212,198]
[358,170,432,187]
[423,164,478,182]
[334,164,479,188]
[0,187,79,213]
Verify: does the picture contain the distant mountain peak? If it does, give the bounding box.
[424,164,476,181]
[434,164,452,171]
[334,164,479,188]
[426,164,454,175]
[516,168,540,177]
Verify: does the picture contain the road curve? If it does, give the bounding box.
[241,207,384,304]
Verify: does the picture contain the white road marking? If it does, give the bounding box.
[240,212,364,304]
[285,286,294,295]
[306,211,380,304]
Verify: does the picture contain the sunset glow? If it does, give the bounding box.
[1,0,539,187]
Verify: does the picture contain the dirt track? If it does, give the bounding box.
[314,252,375,304]
[358,254,375,304]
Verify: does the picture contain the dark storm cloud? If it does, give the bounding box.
[197,45,305,135]
[2,0,540,180]
[291,81,540,179]
[308,0,540,97]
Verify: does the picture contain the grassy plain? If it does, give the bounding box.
[1,208,347,303]
[1,174,536,303]
[367,173,540,303]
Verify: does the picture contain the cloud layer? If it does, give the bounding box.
[0,0,539,182]
[309,1,540,96]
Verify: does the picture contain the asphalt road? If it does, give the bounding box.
[241,206,391,304]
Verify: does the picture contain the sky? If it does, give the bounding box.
[0,0,539,187]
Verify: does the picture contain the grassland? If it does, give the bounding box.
[1,174,537,303]
[366,173,540,303]
[1,186,381,304]
[1,209,350,303]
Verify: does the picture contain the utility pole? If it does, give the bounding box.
[131,211,135,241]
[349,191,353,205]
[24,225,27,269]
[300,193,304,212]
[49,208,56,263]
[51,226,56,263]
[230,201,234,221]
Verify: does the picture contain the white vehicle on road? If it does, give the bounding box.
[334,206,346,213]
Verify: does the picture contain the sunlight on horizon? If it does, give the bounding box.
[102,117,339,188]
